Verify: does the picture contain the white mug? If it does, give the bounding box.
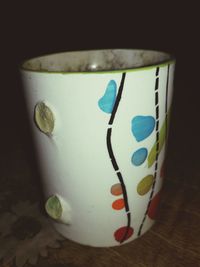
[20,49,175,247]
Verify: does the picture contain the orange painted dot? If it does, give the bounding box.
[112,198,125,210]
[111,183,123,196]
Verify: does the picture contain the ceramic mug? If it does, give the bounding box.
[20,49,175,247]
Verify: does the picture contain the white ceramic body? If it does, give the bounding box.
[20,50,175,247]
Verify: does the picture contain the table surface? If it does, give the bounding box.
[0,108,200,267]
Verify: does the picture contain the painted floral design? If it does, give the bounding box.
[0,201,64,267]
[98,74,134,243]
[98,65,171,243]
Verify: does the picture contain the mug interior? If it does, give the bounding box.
[21,49,173,73]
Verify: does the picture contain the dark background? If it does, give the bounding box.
[1,3,199,180]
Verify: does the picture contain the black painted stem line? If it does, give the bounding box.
[109,73,126,125]
[120,212,131,243]
[165,64,170,138]
[107,128,119,171]
[137,67,160,237]
[116,171,129,212]
[106,72,131,243]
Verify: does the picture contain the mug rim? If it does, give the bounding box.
[20,48,176,74]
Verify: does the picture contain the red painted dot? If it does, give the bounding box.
[112,198,125,210]
[148,191,161,220]
[114,226,134,242]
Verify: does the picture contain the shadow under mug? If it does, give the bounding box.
[20,49,175,247]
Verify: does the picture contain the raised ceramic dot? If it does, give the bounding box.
[137,175,154,195]
[111,183,123,196]
[131,148,148,166]
[147,191,161,220]
[131,115,155,142]
[98,80,117,113]
[112,198,125,210]
[114,226,134,242]
[45,195,62,220]
[34,101,55,134]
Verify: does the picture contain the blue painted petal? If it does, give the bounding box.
[131,116,155,142]
[98,80,117,113]
[131,148,148,166]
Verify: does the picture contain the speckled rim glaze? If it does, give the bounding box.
[20,49,175,74]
